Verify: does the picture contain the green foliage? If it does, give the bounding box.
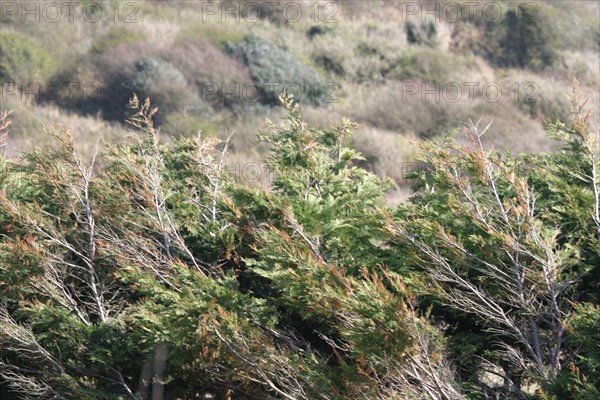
[391,82,600,397]
[551,303,600,399]
[314,40,473,85]
[0,96,454,399]
[164,40,257,112]
[0,84,598,399]
[0,32,55,83]
[254,96,394,270]
[544,302,600,400]
[570,304,600,379]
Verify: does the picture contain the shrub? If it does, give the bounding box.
[140,82,201,123]
[306,24,334,39]
[44,40,161,121]
[0,32,55,84]
[449,20,484,55]
[475,3,560,71]
[132,57,187,92]
[55,41,244,124]
[131,58,200,124]
[313,38,387,82]
[500,4,559,71]
[48,45,140,121]
[225,35,327,106]
[392,92,599,395]
[405,18,438,47]
[0,97,460,399]
[537,1,600,52]
[311,34,355,78]
[545,302,600,399]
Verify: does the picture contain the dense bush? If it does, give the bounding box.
[499,4,559,70]
[544,303,600,399]
[475,3,559,71]
[129,58,200,124]
[534,2,600,53]
[391,84,600,398]
[225,35,328,106]
[46,53,196,124]
[0,84,598,399]
[314,39,472,85]
[1,1,599,395]
[0,96,460,399]
[132,58,187,93]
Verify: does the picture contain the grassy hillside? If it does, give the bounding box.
[1,0,598,196]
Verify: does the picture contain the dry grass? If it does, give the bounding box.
[456,97,555,154]
[498,70,599,133]
[352,126,419,184]
[557,50,600,87]
[2,99,128,158]
[342,81,471,138]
